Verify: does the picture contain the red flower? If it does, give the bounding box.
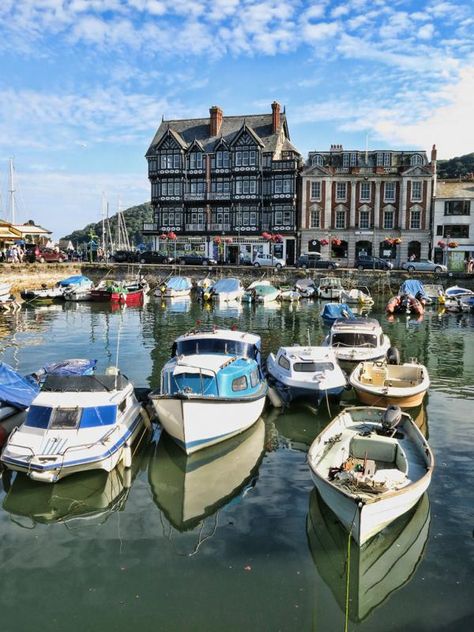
[437,240,446,248]
[331,238,341,246]
[167,231,177,240]
[159,233,168,240]
[320,238,329,246]
[213,236,222,245]
[262,232,271,240]
[448,241,459,249]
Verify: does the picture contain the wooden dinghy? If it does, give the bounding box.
[307,405,434,545]
[349,360,430,408]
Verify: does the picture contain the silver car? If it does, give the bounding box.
[402,259,447,273]
[253,253,286,269]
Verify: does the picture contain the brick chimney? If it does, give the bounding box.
[209,106,223,136]
[431,144,437,173]
[271,101,281,133]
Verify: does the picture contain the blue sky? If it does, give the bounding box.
[0,0,473,238]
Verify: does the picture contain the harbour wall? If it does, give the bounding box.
[1,262,474,296]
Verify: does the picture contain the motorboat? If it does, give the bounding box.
[156,276,192,298]
[445,285,473,299]
[243,281,273,303]
[349,360,430,408]
[90,278,148,305]
[317,277,344,300]
[149,328,267,454]
[208,278,245,302]
[1,367,150,483]
[321,302,355,324]
[295,278,316,298]
[246,284,280,304]
[148,419,265,531]
[195,276,214,299]
[21,275,94,302]
[323,318,392,368]
[340,286,374,306]
[0,282,12,303]
[0,363,40,446]
[267,346,346,404]
[307,489,430,622]
[279,286,300,302]
[307,405,434,545]
[386,280,427,315]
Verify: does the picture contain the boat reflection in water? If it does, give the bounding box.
[159,297,192,314]
[410,403,429,438]
[274,402,335,452]
[1,446,148,528]
[307,489,430,623]
[148,418,265,534]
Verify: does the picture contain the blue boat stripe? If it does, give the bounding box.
[2,413,143,472]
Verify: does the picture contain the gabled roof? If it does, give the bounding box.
[400,165,433,177]
[146,110,299,157]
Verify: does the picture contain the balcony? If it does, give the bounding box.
[271,160,298,171]
[185,223,206,232]
[209,223,231,232]
[184,192,206,201]
[143,223,158,232]
[207,192,231,201]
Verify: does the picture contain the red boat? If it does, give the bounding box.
[90,281,147,305]
[386,294,424,316]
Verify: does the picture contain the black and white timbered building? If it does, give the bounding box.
[144,102,301,264]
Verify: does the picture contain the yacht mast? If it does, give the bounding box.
[9,158,16,224]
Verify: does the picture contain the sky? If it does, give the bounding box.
[0,0,473,238]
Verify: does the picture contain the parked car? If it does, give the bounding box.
[296,253,339,270]
[112,250,140,263]
[138,251,173,264]
[27,246,67,263]
[253,253,286,269]
[355,255,393,270]
[178,253,217,266]
[239,254,253,266]
[401,259,447,273]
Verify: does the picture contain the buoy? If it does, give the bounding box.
[122,444,132,468]
[267,386,284,408]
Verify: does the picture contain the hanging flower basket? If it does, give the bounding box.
[437,240,446,248]
[331,238,342,247]
[262,232,272,240]
[448,241,459,249]
[224,237,233,244]
[393,237,402,245]
[159,233,168,240]
[167,231,177,240]
[384,237,394,246]
[320,238,329,246]
[272,233,283,243]
[213,236,222,245]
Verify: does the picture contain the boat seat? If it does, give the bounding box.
[350,434,398,464]
[361,365,388,387]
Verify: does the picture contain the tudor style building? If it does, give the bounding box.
[300,145,437,266]
[144,102,301,264]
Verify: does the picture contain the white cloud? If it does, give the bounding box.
[418,23,435,40]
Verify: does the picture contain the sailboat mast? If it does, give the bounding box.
[9,158,16,224]
[101,192,106,253]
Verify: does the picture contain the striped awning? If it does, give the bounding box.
[0,223,23,241]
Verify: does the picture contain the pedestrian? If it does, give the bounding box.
[469,257,474,273]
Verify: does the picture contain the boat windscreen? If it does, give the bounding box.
[176,339,257,359]
[331,333,378,348]
[24,404,118,429]
[293,362,334,372]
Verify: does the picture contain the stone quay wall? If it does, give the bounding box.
[1,262,473,297]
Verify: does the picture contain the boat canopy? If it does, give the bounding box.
[254,284,277,296]
[24,404,118,429]
[399,280,427,299]
[0,362,40,410]
[212,278,241,293]
[58,275,91,287]
[322,303,355,321]
[43,359,97,376]
[166,276,192,291]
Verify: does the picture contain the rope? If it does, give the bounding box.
[344,503,360,632]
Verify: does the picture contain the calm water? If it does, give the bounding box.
[0,297,473,632]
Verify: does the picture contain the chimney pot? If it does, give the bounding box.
[209,105,223,137]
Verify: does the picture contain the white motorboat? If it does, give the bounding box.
[323,318,392,368]
[22,275,94,301]
[267,346,346,404]
[307,405,434,545]
[279,287,300,302]
[445,285,473,299]
[307,489,430,622]
[295,278,316,298]
[245,283,280,304]
[1,368,149,483]
[156,276,192,298]
[317,277,344,300]
[0,282,12,303]
[340,286,374,306]
[350,360,430,408]
[149,328,267,454]
[149,419,265,531]
[209,278,245,302]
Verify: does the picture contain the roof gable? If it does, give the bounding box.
[400,165,432,177]
[230,124,264,148]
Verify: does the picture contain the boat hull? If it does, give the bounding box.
[353,388,426,408]
[150,391,267,455]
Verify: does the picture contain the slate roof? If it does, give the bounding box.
[436,180,474,199]
[146,112,299,157]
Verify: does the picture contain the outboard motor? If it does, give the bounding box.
[382,405,402,432]
[386,346,400,365]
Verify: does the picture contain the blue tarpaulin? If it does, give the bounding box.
[212,278,241,293]
[57,275,92,287]
[166,276,192,291]
[321,303,355,323]
[42,359,97,377]
[399,280,428,299]
[0,362,40,410]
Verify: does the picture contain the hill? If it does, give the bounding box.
[437,152,474,179]
[62,202,153,247]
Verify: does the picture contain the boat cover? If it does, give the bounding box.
[212,278,241,293]
[58,275,92,287]
[296,278,315,290]
[42,359,97,376]
[0,362,40,409]
[321,303,355,321]
[254,285,277,296]
[399,280,428,299]
[166,277,192,291]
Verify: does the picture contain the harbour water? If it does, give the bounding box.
[0,298,473,631]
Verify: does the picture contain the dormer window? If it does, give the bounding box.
[410,154,424,166]
[312,154,323,167]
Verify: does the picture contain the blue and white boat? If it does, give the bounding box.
[1,367,149,483]
[149,328,267,454]
[209,278,245,302]
[156,276,192,298]
[267,346,347,404]
[23,275,93,301]
[321,302,355,324]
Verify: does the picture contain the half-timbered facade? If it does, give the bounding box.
[300,145,437,265]
[145,102,301,263]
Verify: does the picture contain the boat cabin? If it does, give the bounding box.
[274,347,336,374]
[172,329,262,365]
[329,318,385,349]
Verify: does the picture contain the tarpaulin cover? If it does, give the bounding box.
[295,278,315,290]
[58,275,92,287]
[212,278,241,293]
[321,303,355,322]
[166,276,192,291]
[42,358,97,377]
[399,280,427,299]
[0,362,40,410]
